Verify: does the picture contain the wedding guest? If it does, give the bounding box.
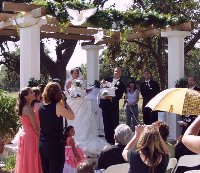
[124,81,139,130]
[77,162,94,173]
[182,115,200,154]
[99,67,126,144]
[187,76,200,91]
[175,137,196,160]
[39,82,75,173]
[63,126,86,173]
[179,76,199,135]
[31,87,43,111]
[154,121,175,158]
[15,87,42,173]
[95,124,132,170]
[140,70,160,124]
[122,125,169,173]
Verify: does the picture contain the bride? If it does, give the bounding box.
[65,67,109,156]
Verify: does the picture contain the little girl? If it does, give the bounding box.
[63,126,86,173]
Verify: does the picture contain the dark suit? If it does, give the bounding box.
[191,86,200,91]
[140,80,160,124]
[95,144,126,170]
[99,78,126,144]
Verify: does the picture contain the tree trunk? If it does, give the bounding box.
[40,40,77,89]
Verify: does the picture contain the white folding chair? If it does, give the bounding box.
[105,163,129,173]
[167,158,177,172]
[173,155,200,173]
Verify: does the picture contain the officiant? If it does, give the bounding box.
[99,67,126,144]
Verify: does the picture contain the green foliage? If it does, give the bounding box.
[32,0,192,30]
[0,90,18,136]
[0,66,19,92]
[185,48,200,86]
[175,78,188,88]
[28,78,40,87]
[4,154,16,172]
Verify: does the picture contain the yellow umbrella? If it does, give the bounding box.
[145,88,200,115]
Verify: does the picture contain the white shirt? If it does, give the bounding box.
[111,78,119,87]
[127,89,139,105]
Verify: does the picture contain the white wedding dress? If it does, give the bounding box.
[66,82,109,156]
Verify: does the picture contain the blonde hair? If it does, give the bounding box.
[137,126,166,173]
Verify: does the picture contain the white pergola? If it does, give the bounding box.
[0,2,196,140]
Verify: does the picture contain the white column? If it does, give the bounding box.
[161,31,191,140]
[16,17,47,88]
[82,45,104,87]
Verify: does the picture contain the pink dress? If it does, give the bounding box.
[15,115,43,173]
[63,137,86,173]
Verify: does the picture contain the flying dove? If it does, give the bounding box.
[66,7,97,26]
[94,31,104,44]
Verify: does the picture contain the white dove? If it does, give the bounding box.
[94,31,104,44]
[66,7,97,26]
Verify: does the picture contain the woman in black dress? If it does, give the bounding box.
[39,82,75,173]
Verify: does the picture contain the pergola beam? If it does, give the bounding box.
[3,2,42,12]
[0,29,18,37]
[41,25,100,35]
[128,28,160,41]
[0,13,14,21]
[41,32,94,40]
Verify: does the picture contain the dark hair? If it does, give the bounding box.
[129,81,137,91]
[38,84,46,94]
[144,70,152,75]
[70,68,80,75]
[63,126,74,139]
[16,87,32,116]
[31,87,41,107]
[42,82,63,103]
[77,162,94,173]
[188,76,196,81]
[154,121,169,141]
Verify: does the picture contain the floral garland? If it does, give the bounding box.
[32,0,188,31]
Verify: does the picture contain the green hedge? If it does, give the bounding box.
[0,90,19,136]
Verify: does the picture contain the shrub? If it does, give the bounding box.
[0,89,18,136]
[3,154,16,172]
[175,77,187,88]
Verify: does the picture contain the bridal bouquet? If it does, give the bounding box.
[72,79,83,88]
[68,79,86,98]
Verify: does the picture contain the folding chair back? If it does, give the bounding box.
[173,155,200,173]
[184,170,200,173]
[105,163,129,173]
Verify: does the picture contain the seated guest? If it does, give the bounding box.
[154,121,175,158]
[122,124,169,173]
[77,162,94,173]
[95,124,132,170]
[175,136,196,160]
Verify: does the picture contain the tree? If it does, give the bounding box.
[99,0,200,89]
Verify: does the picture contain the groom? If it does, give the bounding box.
[99,67,126,144]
